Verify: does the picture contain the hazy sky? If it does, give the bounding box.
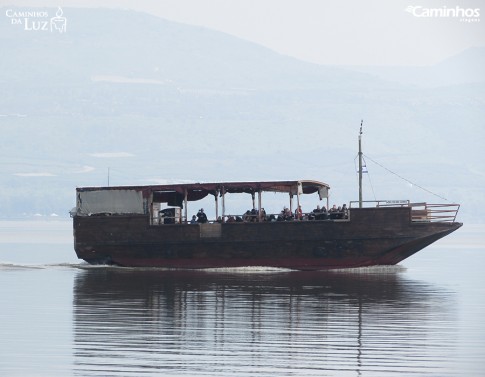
[3,0,485,65]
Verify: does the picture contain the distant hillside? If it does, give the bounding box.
[0,7,483,222]
[347,46,485,87]
[0,8,386,88]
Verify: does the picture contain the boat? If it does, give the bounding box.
[71,128,462,270]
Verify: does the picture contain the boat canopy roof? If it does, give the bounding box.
[77,180,330,202]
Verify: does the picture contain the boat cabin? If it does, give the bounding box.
[74,180,332,224]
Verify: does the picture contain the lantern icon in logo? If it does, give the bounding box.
[50,7,67,33]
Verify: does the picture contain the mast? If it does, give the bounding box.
[358,120,363,208]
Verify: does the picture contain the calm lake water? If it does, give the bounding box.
[0,220,484,376]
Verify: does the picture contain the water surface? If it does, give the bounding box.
[0,221,484,376]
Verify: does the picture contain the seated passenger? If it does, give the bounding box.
[277,207,286,221]
[283,207,293,221]
[336,206,343,219]
[329,205,338,219]
[342,204,348,219]
[310,205,321,220]
[190,215,197,224]
[250,208,258,222]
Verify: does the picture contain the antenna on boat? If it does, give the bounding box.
[358,120,363,208]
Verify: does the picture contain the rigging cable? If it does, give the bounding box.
[363,154,449,202]
[363,155,377,201]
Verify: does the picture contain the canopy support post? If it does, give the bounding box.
[222,186,226,222]
[184,189,188,224]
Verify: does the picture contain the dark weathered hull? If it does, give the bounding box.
[73,207,462,270]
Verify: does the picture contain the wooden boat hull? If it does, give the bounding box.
[73,207,462,270]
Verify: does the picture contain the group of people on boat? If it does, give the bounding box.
[189,203,348,224]
[243,208,266,222]
[275,204,348,221]
[308,204,348,220]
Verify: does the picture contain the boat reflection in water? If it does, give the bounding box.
[73,267,457,376]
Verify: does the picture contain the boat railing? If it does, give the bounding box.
[349,200,460,223]
[349,200,411,208]
[408,202,460,223]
